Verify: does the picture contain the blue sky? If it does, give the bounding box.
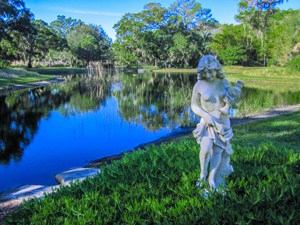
[25,0,300,41]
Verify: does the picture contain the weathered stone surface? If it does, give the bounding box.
[55,167,100,184]
[191,55,242,190]
[0,185,59,202]
[0,184,60,213]
[0,167,100,214]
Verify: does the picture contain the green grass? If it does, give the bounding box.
[153,68,196,73]
[0,69,54,87]
[223,66,300,78]
[154,66,300,81]
[28,67,87,75]
[3,111,300,224]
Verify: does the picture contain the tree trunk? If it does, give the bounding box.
[261,32,267,67]
[27,55,33,68]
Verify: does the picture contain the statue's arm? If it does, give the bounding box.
[191,83,215,126]
[223,79,231,91]
[222,79,232,101]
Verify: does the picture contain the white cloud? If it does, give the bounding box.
[53,7,122,17]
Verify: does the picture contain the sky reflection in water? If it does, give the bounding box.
[0,72,299,191]
[0,73,197,191]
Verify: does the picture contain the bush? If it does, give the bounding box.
[0,60,10,69]
[285,54,300,71]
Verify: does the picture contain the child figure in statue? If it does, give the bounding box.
[191,55,243,191]
[219,80,244,115]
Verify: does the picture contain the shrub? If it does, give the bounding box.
[285,54,300,71]
[0,60,10,69]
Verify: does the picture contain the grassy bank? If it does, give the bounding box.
[28,67,87,75]
[222,66,300,78]
[0,69,54,87]
[3,111,300,224]
[154,66,300,81]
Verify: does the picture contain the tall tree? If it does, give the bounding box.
[66,24,112,66]
[266,9,300,65]
[236,0,288,66]
[0,0,33,42]
[211,24,251,65]
[113,0,217,68]
[50,15,83,38]
[11,19,66,68]
[168,0,216,30]
[0,0,34,65]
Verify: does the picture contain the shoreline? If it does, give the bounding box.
[0,104,299,221]
[86,104,300,168]
[0,77,65,94]
[1,74,299,177]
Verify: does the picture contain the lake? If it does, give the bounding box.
[0,71,299,192]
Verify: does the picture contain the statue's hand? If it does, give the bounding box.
[203,114,216,127]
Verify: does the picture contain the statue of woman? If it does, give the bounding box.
[191,55,239,190]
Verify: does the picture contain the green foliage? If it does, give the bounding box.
[113,0,216,68]
[50,15,84,38]
[0,2,112,68]
[222,1,299,67]
[285,54,300,72]
[1,0,298,68]
[0,0,33,42]
[0,60,10,69]
[67,24,112,66]
[4,112,300,224]
[266,10,300,66]
[0,0,35,65]
[211,24,250,65]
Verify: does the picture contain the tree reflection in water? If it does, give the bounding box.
[0,71,299,166]
[0,73,112,165]
[113,72,199,131]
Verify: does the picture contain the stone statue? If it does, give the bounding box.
[191,55,243,191]
[220,80,244,115]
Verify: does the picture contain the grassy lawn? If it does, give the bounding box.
[3,111,299,224]
[28,67,87,75]
[154,66,300,82]
[153,68,196,73]
[0,69,54,87]
[2,66,299,88]
[223,66,300,78]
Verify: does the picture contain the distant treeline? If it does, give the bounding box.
[0,1,112,68]
[1,0,299,70]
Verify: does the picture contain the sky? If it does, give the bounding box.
[25,0,300,41]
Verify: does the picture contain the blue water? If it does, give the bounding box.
[0,73,199,192]
[1,72,299,192]
[0,96,174,191]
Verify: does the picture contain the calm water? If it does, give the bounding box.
[0,72,299,192]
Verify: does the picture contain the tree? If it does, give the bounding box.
[0,0,34,65]
[266,9,300,66]
[66,24,112,66]
[50,15,83,38]
[211,24,251,65]
[113,0,217,68]
[11,19,66,68]
[0,0,33,42]
[236,0,288,66]
[168,0,216,30]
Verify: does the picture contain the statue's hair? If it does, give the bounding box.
[197,55,225,80]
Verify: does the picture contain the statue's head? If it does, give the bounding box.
[197,55,225,80]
